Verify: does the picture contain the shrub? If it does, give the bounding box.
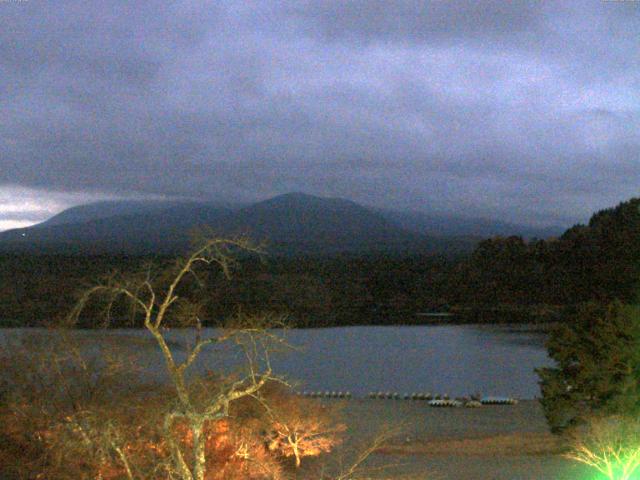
[0,335,345,479]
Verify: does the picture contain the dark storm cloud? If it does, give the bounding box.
[0,0,639,229]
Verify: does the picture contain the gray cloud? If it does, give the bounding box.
[0,185,129,230]
[289,1,544,45]
[0,0,639,229]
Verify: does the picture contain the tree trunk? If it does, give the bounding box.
[289,436,301,468]
[193,420,207,480]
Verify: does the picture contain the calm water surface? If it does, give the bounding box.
[0,325,552,399]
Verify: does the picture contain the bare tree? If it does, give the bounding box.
[1,235,396,480]
[251,386,346,468]
[67,236,288,480]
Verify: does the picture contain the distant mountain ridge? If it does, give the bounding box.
[0,193,560,256]
[380,210,564,239]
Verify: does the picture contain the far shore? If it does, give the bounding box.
[0,317,560,331]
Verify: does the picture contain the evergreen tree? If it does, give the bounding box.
[537,301,640,433]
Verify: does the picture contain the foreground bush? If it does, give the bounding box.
[0,329,346,480]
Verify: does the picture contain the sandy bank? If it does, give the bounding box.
[310,399,593,480]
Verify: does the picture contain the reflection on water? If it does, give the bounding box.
[0,324,553,399]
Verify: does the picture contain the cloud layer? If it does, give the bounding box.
[1,0,639,229]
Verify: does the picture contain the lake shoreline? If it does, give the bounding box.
[318,399,590,480]
[0,319,559,332]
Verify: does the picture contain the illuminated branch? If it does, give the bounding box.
[565,416,640,480]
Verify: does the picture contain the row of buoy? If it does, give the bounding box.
[480,396,519,405]
[428,399,463,407]
[425,397,517,407]
[367,392,460,400]
[296,391,518,405]
[299,391,352,398]
[368,392,404,400]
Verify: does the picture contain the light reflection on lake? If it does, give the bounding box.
[0,325,552,399]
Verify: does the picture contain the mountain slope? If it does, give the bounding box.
[40,200,183,227]
[0,202,233,254]
[0,193,474,255]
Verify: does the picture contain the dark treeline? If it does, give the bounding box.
[0,252,456,327]
[0,255,161,326]
[1,197,638,327]
[452,197,640,307]
[206,253,457,326]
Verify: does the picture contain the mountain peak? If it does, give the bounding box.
[256,192,356,208]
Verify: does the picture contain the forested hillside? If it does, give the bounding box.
[453,198,640,307]
[1,198,637,327]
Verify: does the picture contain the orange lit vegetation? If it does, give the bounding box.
[564,415,640,480]
[260,386,346,467]
[0,371,343,479]
[0,236,354,480]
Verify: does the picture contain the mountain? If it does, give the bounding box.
[40,200,184,227]
[0,193,476,256]
[380,210,564,239]
[0,201,233,255]
[226,193,427,253]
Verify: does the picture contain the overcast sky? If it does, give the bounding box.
[1,0,639,231]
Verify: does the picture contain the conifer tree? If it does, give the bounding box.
[537,301,640,433]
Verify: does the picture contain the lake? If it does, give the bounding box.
[0,324,553,399]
